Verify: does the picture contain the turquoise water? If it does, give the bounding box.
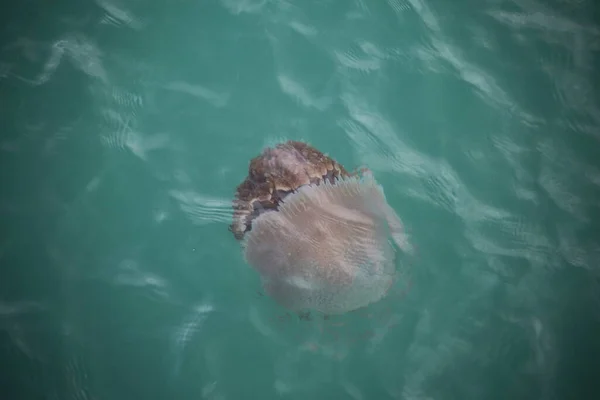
[2,0,600,399]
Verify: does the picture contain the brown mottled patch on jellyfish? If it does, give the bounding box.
[242,175,401,314]
[229,140,351,240]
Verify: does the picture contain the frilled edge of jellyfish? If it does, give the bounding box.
[281,173,413,254]
[241,172,413,267]
[241,173,408,314]
[241,173,383,252]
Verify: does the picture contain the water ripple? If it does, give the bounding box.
[334,41,384,74]
[431,36,535,123]
[0,301,45,317]
[537,136,591,222]
[170,302,214,379]
[339,87,513,227]
[168,190,233,226]
[114,259,171,299]
[386,0,412,16]
[220,0,267,15]
[288,21,318,37]
[13,33,108,86]
[96,0,144,30]
[406,0,441,33]
[276,74,332,110]
[163,81,230,108]
[487,4,599,36]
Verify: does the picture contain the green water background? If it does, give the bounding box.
[1,0,600,399]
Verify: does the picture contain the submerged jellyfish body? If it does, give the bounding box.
[230,140,411,315]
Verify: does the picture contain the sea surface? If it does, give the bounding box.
[1,0,600,399]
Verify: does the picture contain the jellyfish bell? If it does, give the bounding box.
[243,174,404,315]
[230,140,413,319]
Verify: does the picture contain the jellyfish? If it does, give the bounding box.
[229,140,412,315]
